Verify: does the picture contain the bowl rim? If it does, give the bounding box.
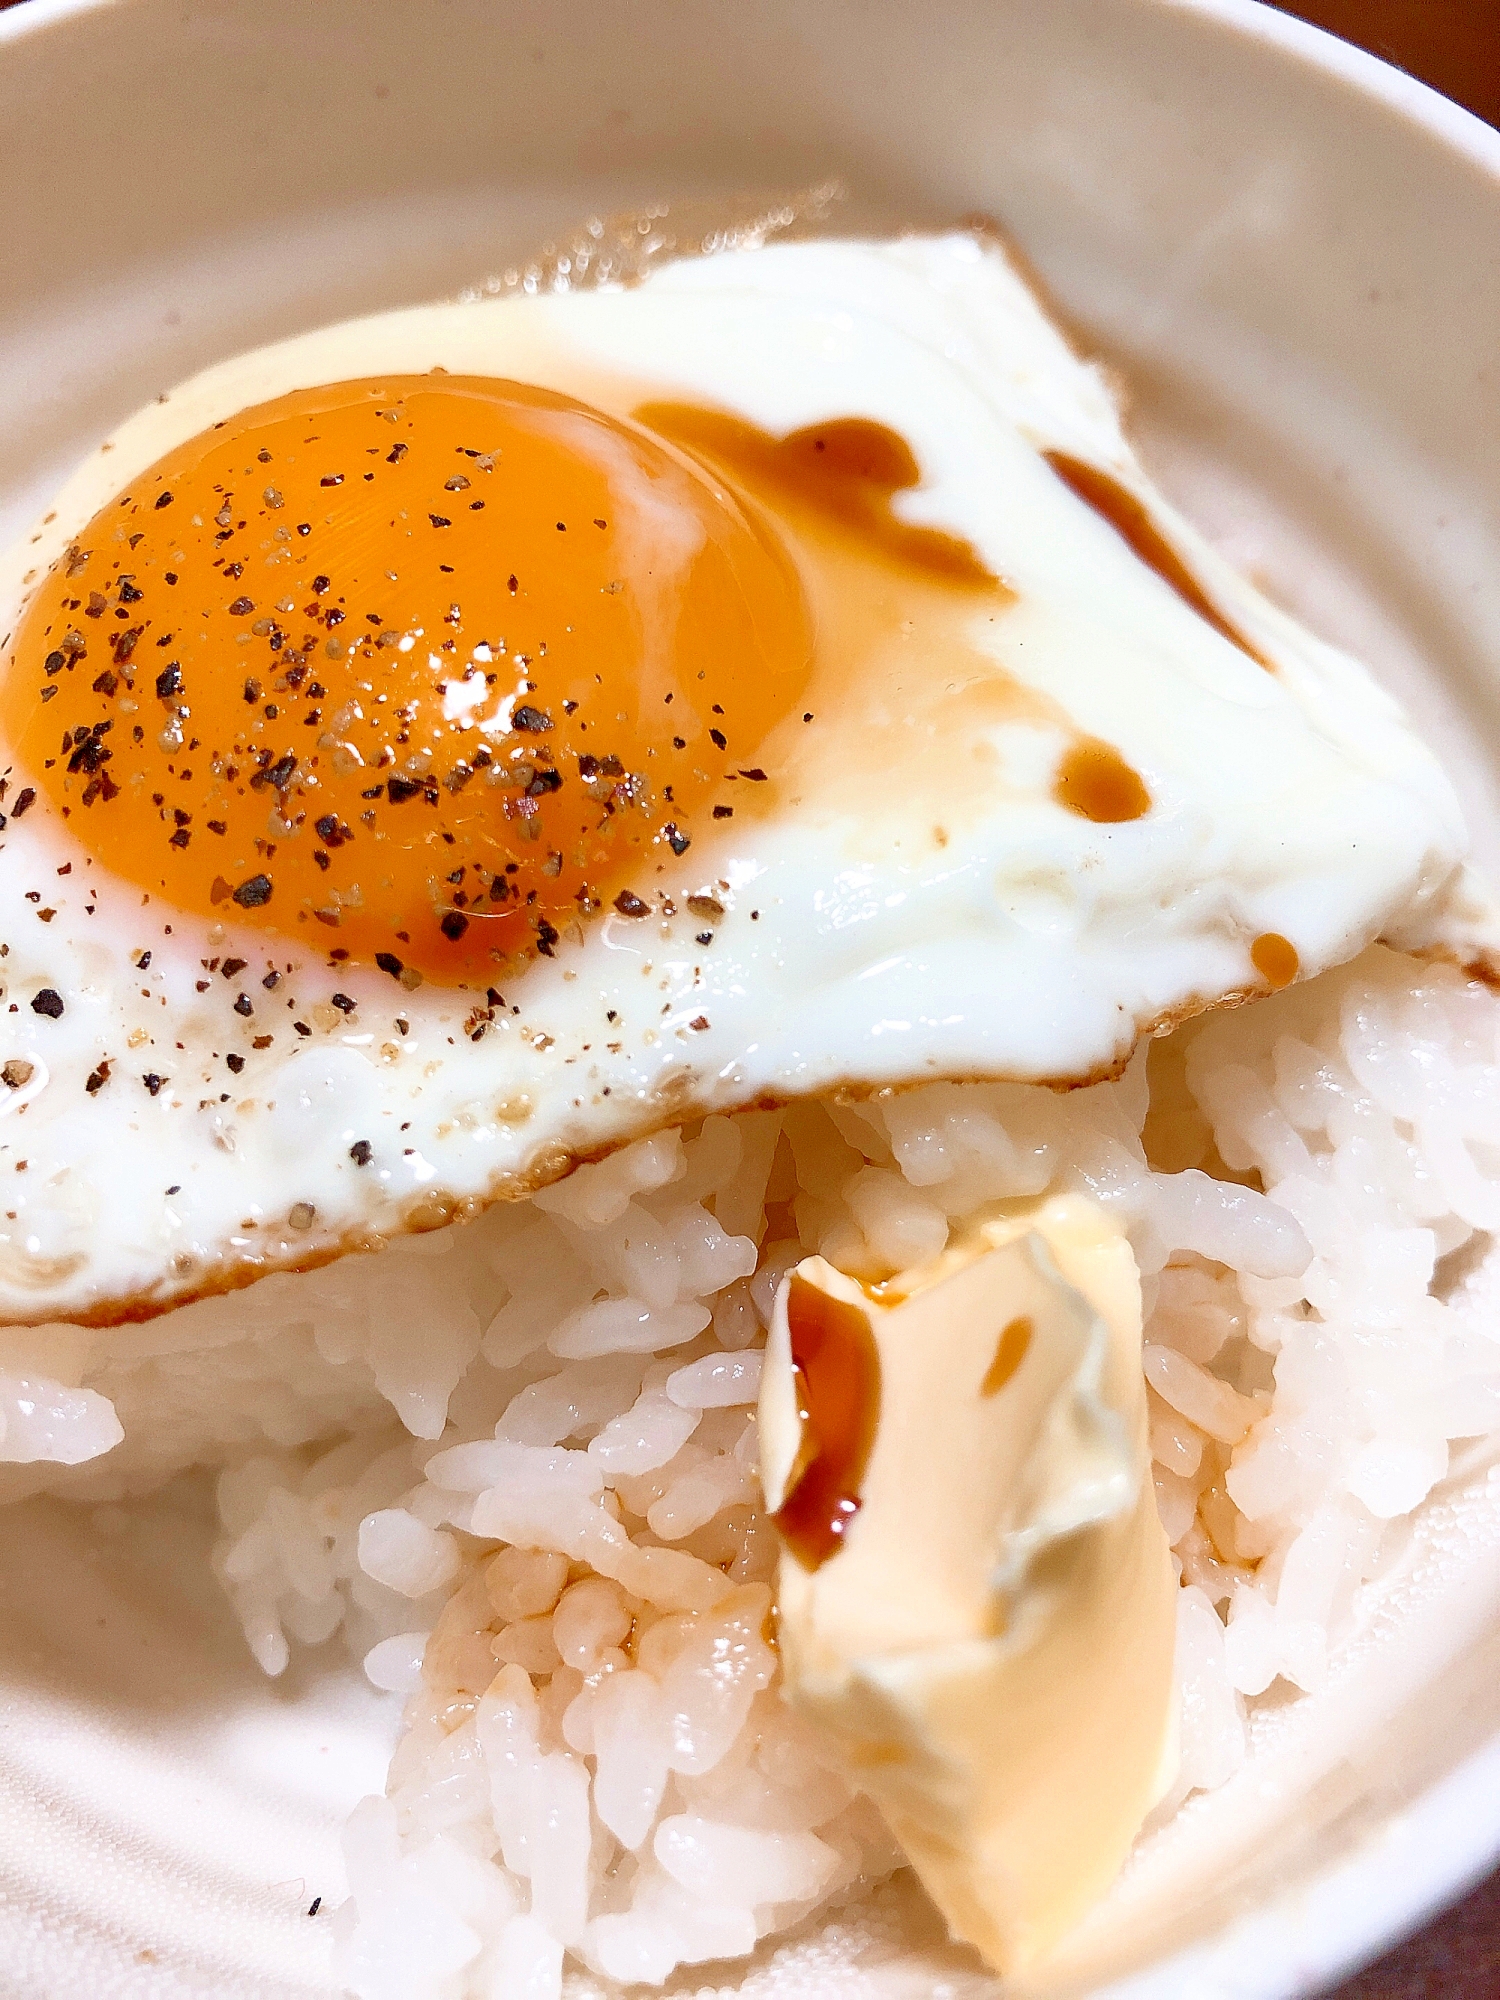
[3,0,1500,1994]
[1168,0,1500,176]
[4,0,1500,180]
[1102,1735,1500,2000]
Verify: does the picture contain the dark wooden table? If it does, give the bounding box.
[1,0,1497,1989]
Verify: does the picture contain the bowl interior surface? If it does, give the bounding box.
[3,2,1500,1995]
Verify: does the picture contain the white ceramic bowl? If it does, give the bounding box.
[3,2,1500,1994]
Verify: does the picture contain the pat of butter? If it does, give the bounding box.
[759,1192,1177,1973]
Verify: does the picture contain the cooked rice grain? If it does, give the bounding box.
[7,945,1500,1994]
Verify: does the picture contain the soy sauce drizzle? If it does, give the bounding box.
[773,1274,883,1571]
[981,1314,1033,1396]
[639,406,998,588]
[640,408,1160,834]
[1052,738,1151,823]
[1251,931,1299,989]
[1044,451,1272,671]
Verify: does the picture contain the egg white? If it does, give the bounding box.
[0,232,1475,1324]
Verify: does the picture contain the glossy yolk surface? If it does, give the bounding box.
[3,377,811,981]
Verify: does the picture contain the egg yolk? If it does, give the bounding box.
[4,377,811,982]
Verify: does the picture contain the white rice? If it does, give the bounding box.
[6,942,1500,1995]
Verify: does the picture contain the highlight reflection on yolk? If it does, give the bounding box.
[4,377,810,981]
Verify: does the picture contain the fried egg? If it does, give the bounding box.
[0,231,1474,1325]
